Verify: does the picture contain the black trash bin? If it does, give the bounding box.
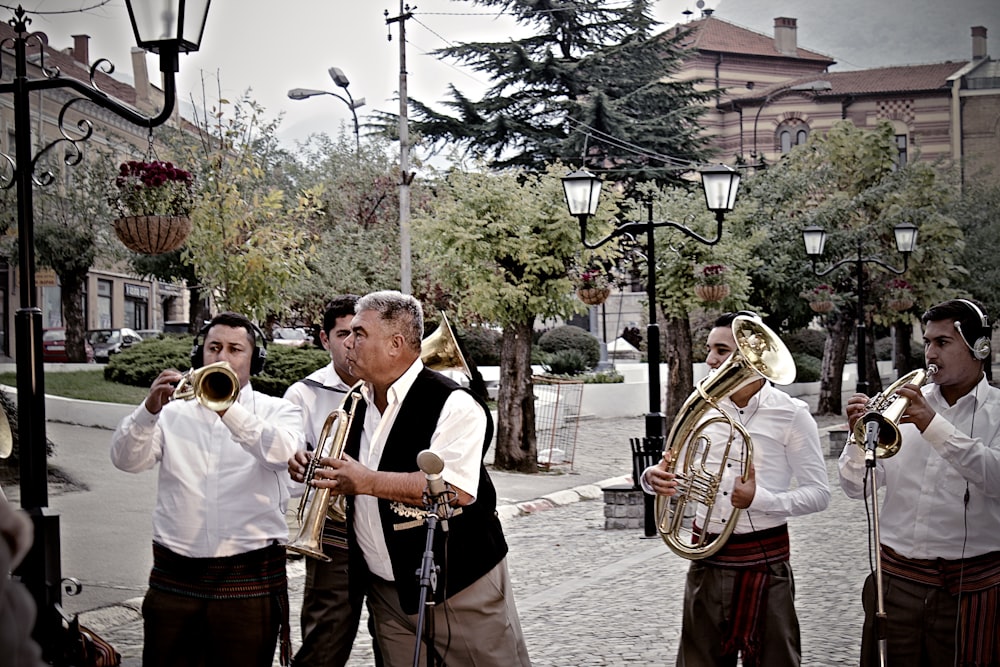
[630,437,664,537]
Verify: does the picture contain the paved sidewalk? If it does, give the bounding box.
[67,411,851,666]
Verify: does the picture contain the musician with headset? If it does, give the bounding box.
[839,298,1000,667]
[111,311,305,667]
[642,311,830,667]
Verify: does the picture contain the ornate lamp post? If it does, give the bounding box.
[0,2,209,658]
[562,165,741,535]
[802,221,918,393]
[288,66,366,154]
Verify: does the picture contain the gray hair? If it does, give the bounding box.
[356,290,423,352]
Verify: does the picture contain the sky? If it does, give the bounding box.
[12,0,999,149]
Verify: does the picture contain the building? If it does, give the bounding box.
[0,20,192,359]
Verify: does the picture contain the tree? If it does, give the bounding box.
[405,0,712,187]
[413,163,619,471]
[951,176,1000,319]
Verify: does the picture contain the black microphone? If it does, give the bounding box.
[417,449,448,501]
[863,413,884,465]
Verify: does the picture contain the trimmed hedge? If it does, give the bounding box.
[792,353,822,383]
[537,325,600,368]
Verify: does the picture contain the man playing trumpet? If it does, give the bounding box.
[839,298,1000,667]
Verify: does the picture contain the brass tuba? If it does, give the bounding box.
[655,314,796,559]
[172,361,240,411]
[421,313,472,377]
[287,381,364,562]
[850,364,937,459]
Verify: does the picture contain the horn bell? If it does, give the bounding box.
[421,313,472,378]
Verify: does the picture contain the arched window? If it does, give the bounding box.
[776,120,810,154]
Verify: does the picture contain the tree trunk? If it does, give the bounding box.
[662,314,694,426]
[892,322,913,378]
[864,324,882,394]
[494,318,537,473]
[817,314,852,414]
[189,285,212,332]
[60,270,88,362]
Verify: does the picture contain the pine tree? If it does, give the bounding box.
[408,0,713,186]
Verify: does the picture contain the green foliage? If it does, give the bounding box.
[791,353,822,383]
[784,329,828,359]
[251,347,329,397]
[540,349,590,376]
[104,336,195,386]
[460,327,502,367]
[950,176,1000,320]
[537,325,600,368]
[583,369,624,384]
[874,337,893,361]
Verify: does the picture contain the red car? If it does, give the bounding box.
[41,328,95,363]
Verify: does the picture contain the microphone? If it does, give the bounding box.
[863,413,885,465]
[417,449,448,503]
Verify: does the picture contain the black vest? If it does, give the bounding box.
[345,368,508,614]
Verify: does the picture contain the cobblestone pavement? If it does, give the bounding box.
[81,410,868,666]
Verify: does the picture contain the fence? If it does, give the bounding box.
[532,375,584,471]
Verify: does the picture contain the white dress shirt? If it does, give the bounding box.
[643,382,831,534]
[110,383,304,558]
[839,375,1000,559]
[353,359,487,581]
[283,364,354,452]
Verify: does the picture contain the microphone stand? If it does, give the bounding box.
[413,489,454,667]
[864,420,889,667]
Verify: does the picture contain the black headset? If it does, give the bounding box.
[954,298,992,361]
[190,317,268,376]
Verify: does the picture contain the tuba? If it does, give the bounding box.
[421,313,472,377]
[172,361,240,411]
[850,364,937,459]
[655,314,796,559]
[287,381,364,562]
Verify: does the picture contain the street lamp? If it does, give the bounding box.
[0,2,209,659]
[287,66,365,155]
[563,165,741,535]
[802,221,918,393]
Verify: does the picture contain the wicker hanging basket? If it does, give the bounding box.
[577,286,611,306]
[809,300,835,313]
[888,298,914,312]
[113,215,192,255]
[694,283,730,303]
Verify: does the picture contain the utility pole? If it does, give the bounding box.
[386,3,413,295]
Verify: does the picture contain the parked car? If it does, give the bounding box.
[86,327,143,363]
[136,329,162,340]
[42,328,95,363]
[271,327,312,348]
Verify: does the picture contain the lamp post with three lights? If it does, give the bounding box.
[0,1,209,658]
[562,165,741,535]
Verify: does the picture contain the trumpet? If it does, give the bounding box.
[287,381,364,562]
[172,361,240,411]
[851,364,938,459]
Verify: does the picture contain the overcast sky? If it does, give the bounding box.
[14,0,998,149]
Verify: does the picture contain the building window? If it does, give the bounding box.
[777,121,810,154]
[124,283,148,330]
[895,134,908,168]
[97,279,112,328]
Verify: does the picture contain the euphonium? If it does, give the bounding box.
[655,314,796,560]
[287,381,364,562]
[850,364,937,459]
[172,361,240,411]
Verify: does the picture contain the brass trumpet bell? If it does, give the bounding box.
[172,361,240,411]
[421,313,471,377]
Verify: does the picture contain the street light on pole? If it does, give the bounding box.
[0,1,209,659]
[562,164,741,536]
[802,221,919,394]
[287,67,365,154]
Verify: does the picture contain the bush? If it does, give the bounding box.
[783,329,827,359]
[537,325,600,368]
[540,349,590,376]
[583,369,624,384]
[460,327,501,367]
[792,353,822,383]
[103,335,330,398]
[874,337,893,361]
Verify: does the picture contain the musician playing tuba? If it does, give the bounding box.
[641,311,830,667]
[839,299,1000,667]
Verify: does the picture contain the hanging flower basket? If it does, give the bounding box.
[113,215,192,255]
[694,283,730,302]
[809,300,835,313]
[110,160,194,255]
[577,286,611,306]
[887,298,914,312]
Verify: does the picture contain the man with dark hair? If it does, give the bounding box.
[839,298,1000,667]
[111,311,304,667]
[642,311,830,667]
[286,295,381,667]
[309,290,530,666]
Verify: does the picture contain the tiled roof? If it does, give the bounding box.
[667,16,835,64]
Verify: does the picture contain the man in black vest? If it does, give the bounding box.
[310,290,530,666]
